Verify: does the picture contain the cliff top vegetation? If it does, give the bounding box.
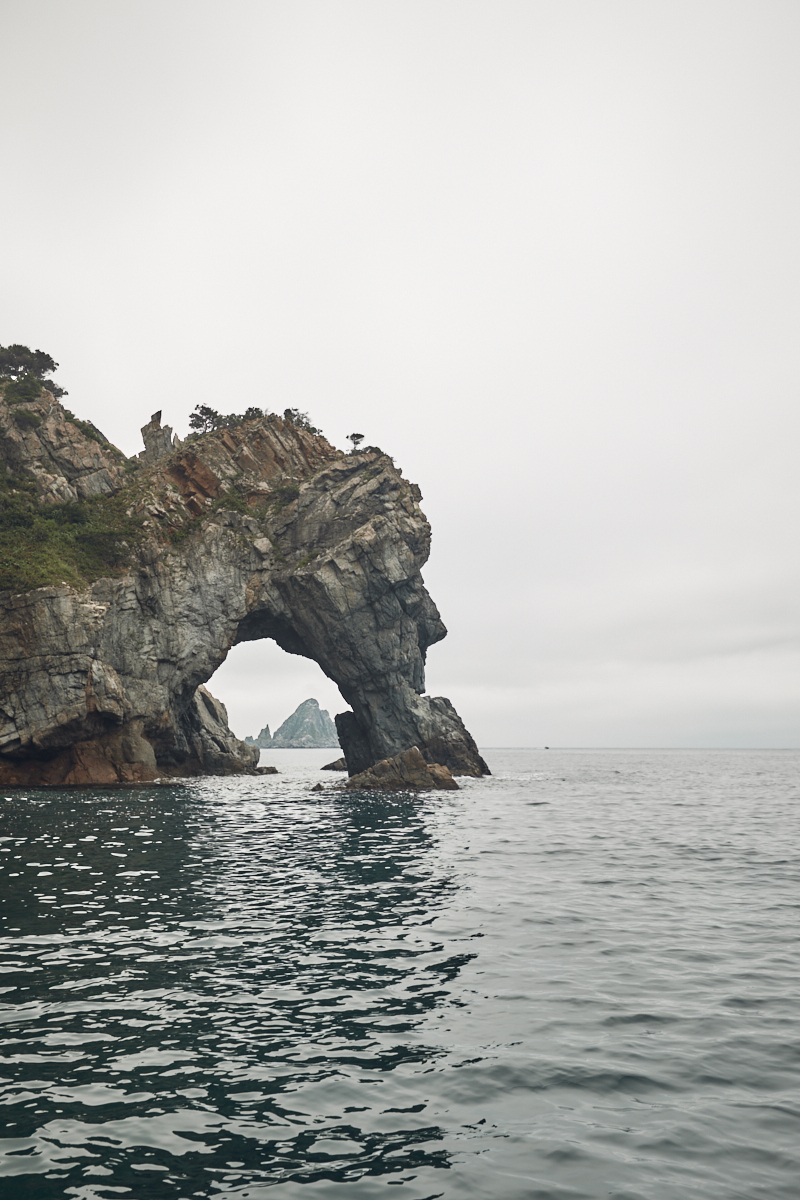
[0,342,68,402]
[0,368,351,594]
[188,404,321,436]
[0,464,143,592]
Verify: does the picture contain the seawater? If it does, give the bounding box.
[1,748,798,1200]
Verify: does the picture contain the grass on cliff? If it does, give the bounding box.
[0,469,145,593]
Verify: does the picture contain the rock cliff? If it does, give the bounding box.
[0,389,127,504]
[0,389,489,785]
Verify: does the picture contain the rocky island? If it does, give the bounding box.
[246,698,339,749]
[0,366,488,787]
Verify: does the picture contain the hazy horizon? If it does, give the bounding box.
[2,1,797,749]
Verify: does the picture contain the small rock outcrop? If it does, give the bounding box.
[321,756,347,771]
[139,411,180,465]
[248,698,338,749]
[345,746,459,792]
[0,390,489,785]
[245,725,272,749]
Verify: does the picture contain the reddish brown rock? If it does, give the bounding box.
[0,732,158,788]
[168,451,223,510]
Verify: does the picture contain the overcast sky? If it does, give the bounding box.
[2,1,798,747]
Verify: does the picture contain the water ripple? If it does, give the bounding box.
[1,748,799,1198]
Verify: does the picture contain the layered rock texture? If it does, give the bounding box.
[0,389,127,504]
[247,698,338,749]
[0,390,489,786]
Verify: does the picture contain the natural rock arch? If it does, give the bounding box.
[0,399,488,786]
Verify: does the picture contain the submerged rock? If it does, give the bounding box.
[345,746,459,792]
[0,395,489,785]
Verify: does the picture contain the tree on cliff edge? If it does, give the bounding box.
[0,343,68,400]
[188,404,270,434]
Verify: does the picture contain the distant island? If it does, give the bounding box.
[246,698,339,749]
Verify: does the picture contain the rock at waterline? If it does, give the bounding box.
[345,746,459,792]
[321,756,348,771]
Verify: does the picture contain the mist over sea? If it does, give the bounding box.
[1,748,798,1199]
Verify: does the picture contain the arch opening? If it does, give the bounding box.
[207,640,347,750]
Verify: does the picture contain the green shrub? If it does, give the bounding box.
[296,549,320,568]
[12,407,42,431]
[3,374,43,406]
[272,483,300,508]
[282,407,321,435]
[209,491,250,517]
[0,489,145,593]
[188,404,271,434]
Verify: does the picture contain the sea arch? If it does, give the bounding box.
[0,417,487,786]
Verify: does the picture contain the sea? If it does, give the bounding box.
[1,748,798,1200]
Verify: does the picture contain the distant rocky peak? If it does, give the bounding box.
[245,725,272,749]
[253,698,340,749]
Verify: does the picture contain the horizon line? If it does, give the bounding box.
[477,745,799,751]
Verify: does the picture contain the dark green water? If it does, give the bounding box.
[1,749,798,1199]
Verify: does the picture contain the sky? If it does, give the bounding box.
[1,0,798,747]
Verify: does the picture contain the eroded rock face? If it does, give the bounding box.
[0,386,127,503]
[139,410,180,465]
[0,402,489,785]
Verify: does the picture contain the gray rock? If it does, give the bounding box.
[139,411,180,465]
[269,698,339,748]
[0,402,489,785]
[321,756,347,771]
[0,385,127,503]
